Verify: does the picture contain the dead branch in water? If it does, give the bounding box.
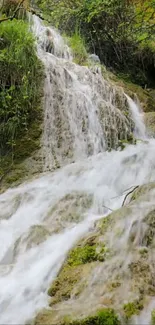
[102,205,113,212]
[122,185,139,206]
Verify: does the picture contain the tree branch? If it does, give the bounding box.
[0,0,25,23]
[122,185,139,206]
[102,205,113,212]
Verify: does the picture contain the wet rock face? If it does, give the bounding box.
[42,58,135,170]
[45,192,93,232]
[145,112,155,137]
[34,19,136,171]
[143,210,155,247]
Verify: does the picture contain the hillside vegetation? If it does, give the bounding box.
[0,0,43,183]
[33,0,155,88]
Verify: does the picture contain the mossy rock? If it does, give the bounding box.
[143,210,155,247]
[36,189,155,324]
[128,255,155,297]
[48,239,107,305]
[151,310,155,325]
[130,182,155,203]
[48,263,95,305]
[98,206,131,236]
[123,300,144,319]
[0,120,43,190]
[35,308,120,325]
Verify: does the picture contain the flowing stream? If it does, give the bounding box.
[0,15,155,324]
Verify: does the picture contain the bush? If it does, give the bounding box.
[0,19,43,157]
[67,32,88,64]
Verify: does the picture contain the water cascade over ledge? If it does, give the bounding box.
[31,15,144,171]
[0,15,154,325]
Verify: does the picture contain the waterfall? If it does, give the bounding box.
[126,94,146,139]
[32,15,142,171]
[0,16,154,325]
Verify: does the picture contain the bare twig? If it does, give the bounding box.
[122,185,139,206]
[102,204,113,212]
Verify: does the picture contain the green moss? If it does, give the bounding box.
[143,210,155,247]
[118,136,136,151]
[123,300,143,319]
[151,310,155,325]
[4,169,24,185]
[48,265,82,303]
[35,308,120,325]
[67,242,107,266]
[48,240,107,305]
[67,245,98,266]
[128,256,154,298]
[13,120,42,162]
[130,183,155,202]
[65,309,120,325]
[139,247,148,256]
[109,281,121,291]
[99,213,115,235]
[64,309,120,325]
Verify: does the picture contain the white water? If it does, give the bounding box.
[32,15,139,170]
[0,15,154,325]
[126,94,146,139]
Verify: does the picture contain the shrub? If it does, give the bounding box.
[0,19,43,157]
[67,32,88,65]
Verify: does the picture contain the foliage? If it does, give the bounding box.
[34,0,155,87]
[123,300,143,319]
[67,32,88,65]
[0,19,43,158]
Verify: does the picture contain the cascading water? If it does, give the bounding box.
[32,15,137,171]
[0,15,155,325]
